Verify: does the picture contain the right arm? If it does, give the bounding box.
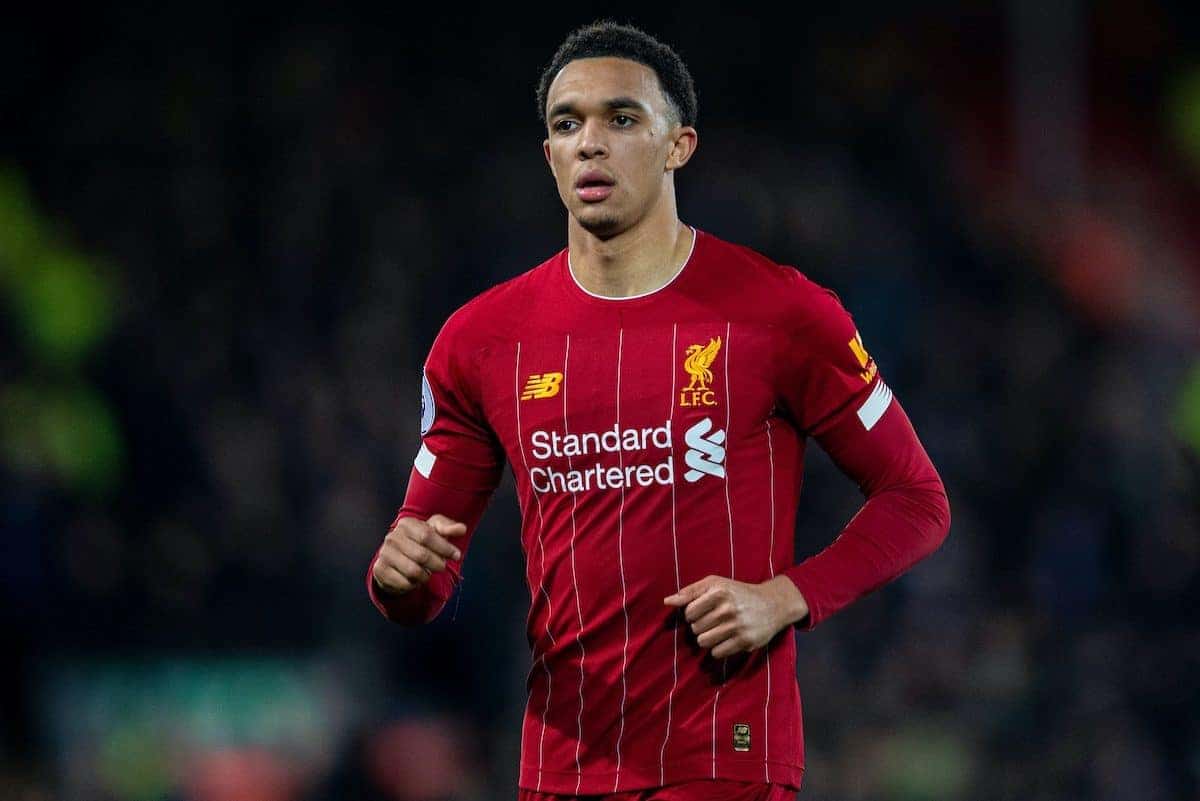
[367,479,495,625]
[367,315,503,625]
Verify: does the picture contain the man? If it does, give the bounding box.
[367,20,950,801]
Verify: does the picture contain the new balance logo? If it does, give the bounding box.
[521,372,563,400]
[683,417,726,482]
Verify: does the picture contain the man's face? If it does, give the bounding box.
[543,57,695,238]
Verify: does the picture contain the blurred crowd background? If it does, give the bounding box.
[2,2,1198,800]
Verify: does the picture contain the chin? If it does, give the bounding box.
[574,206,626,238]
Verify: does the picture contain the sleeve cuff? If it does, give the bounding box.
[366,551,452,625]
[781,564,823,631]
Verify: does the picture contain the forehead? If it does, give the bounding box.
[546,57,667,113]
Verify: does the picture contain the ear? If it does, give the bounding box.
[543,138,555,178]
[665,126,698,172]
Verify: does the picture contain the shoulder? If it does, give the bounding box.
[696,230,851,335]
[433,251,563,351]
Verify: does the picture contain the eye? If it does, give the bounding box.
[553,119,578,133]
[612,114,635,127]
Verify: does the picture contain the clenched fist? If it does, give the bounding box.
[663,575,809,659]
[371,514,468,596]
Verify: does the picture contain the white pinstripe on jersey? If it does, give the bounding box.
[562,335,587,795]
[612,329,631,792]
[659,323,681,786]
[711,321,734,778]
[513,342,557,791]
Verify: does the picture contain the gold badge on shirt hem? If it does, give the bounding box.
[733,722,751,751]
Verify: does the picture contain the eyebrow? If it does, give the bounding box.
[548,96,652,119]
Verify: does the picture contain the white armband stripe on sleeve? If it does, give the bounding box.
[415,443,437,478]
[856,381,893,431]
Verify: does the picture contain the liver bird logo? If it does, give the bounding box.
[683,336,722,391]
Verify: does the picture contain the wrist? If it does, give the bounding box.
[764,575,809,627]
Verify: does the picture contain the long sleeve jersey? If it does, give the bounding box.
[367,226,951,794]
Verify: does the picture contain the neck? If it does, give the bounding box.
[567,198,694,299]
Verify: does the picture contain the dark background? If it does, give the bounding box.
[2,2,1198,799]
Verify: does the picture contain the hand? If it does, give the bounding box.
[371,514,467,596]
[664,575,809,659]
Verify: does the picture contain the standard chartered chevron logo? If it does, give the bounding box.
[684,418,726,482]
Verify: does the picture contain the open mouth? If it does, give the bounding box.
[575,172,615,202]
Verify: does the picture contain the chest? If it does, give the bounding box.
[477,322,779,471]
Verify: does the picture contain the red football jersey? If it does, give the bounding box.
[369,227,950,794]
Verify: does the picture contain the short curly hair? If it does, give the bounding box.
[536,20,698,129]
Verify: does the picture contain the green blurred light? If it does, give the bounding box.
[0,383,123,495]
[879,724,975,801]
[0,168,44,280]
[98,725,174,801]
[44,656,331,748]
[1175,362,1200,455]
[0,164,125,496]
[10,246,115,368]
[0,164,117,367]
[1167,65,1200,175]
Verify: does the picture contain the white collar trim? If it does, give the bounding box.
[567,226,698,301]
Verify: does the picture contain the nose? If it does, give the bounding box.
[576,118,609,160]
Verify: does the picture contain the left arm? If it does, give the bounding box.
[781,392,950,630]
[663,397,949,656]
